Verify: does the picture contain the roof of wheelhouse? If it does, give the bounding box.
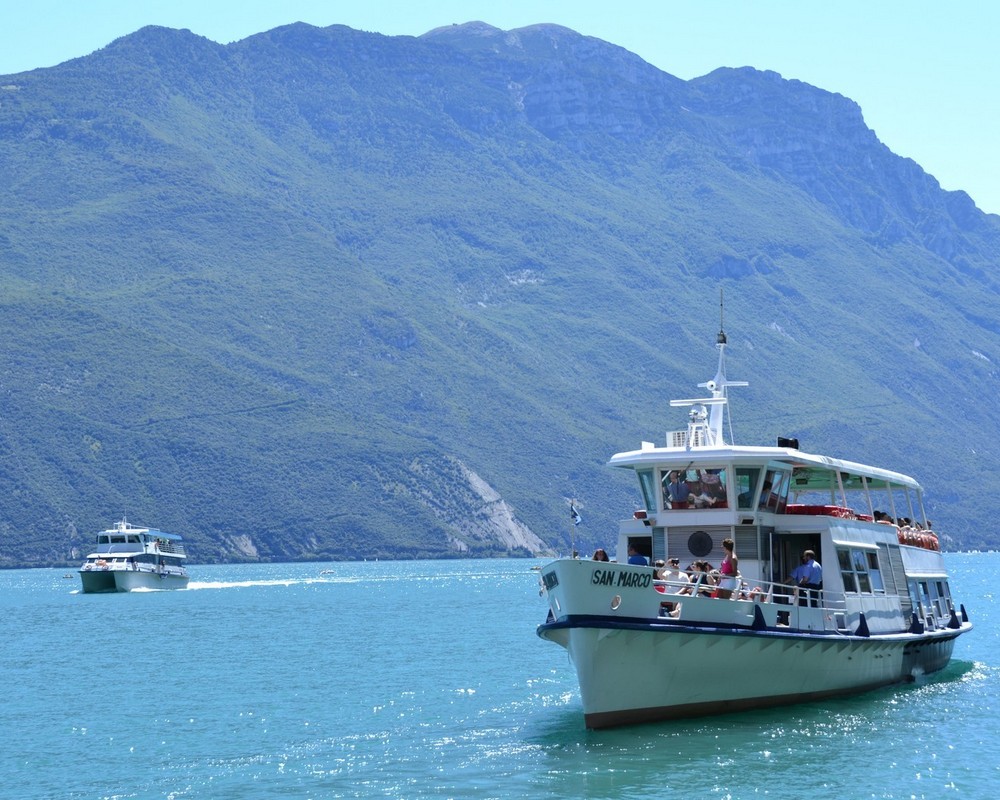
[607,317,921,493]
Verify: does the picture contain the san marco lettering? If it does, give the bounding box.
[591,568,651,589]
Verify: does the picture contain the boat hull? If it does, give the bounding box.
[79,568,188,593]
[539,618,964,729]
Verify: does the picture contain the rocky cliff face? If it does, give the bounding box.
[424,22,999,274]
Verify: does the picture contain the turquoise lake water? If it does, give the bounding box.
[1,553,996,799]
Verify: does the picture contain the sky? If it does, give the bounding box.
[2,0,997,215]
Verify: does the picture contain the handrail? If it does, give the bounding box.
[654,574,849,633]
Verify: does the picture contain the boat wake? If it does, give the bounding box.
[186,576,360,590]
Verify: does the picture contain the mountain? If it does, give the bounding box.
[1,21,998,566]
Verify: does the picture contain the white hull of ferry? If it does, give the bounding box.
[537,556,969,728]
[541,616,961,729]
[78,566,189,593]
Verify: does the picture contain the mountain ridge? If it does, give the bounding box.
[1,22,998,567]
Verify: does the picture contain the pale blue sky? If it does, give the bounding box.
[2,0,997,214]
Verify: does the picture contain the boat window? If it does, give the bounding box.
[758,468,790,512]
[661,467,728,509]
[692,468,727,508]
[660,470,670,510]
[907,579,923,617]
[837,550,858,592]
[918,581,932,615]
[866,552,884,592]
[852,550,873,592]
[735,468,761,509]
[930,581,943,617]
[838,547,881,594]
[637,470,656,513]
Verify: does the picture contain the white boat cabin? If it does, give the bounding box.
[605,336,958,637]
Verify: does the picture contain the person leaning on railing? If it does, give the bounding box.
[790,550,823,607]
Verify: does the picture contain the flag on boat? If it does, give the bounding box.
[571,502,582,526]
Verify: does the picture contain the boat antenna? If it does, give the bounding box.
[709,289,746,444]
[718,288,727,346]
[670,291,746,446]
[718,289,734,442]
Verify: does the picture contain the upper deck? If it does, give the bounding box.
[88,519,186,558]
[606,324,926,528]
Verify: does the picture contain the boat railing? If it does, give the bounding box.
[124,561,188,577]
[655,575,850,633]
[99,543,143,555]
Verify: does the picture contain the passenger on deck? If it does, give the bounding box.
[716,538,739,599]
[592,548,610,562]
[791,550,823,606]
[627,544,649,566]
[660,557,690,593]
[740,583,764,601]
[689,561,716,596]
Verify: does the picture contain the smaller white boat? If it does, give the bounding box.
[79,518,189,593]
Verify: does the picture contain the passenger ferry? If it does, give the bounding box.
[537,324,972,729]
[79,518,189,593]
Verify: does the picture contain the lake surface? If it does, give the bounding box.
[1,553,995,799]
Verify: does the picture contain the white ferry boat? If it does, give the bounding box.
[537,324,972,729]
[79,518,189,593]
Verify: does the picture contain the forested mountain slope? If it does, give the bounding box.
[1,21,998,566]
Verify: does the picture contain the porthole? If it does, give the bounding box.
[611,595,622,610]
[688,530,713,557]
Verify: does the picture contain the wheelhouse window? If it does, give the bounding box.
[838,546,882,594]
[661,467,728,509]
[735,468,761,509]
[761,468,790,513]
[637,469,656,513]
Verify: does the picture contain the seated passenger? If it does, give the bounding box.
[691,487,724,508]
[688,561,716,596]
[660,557,690,593]
[697,470,727,506]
